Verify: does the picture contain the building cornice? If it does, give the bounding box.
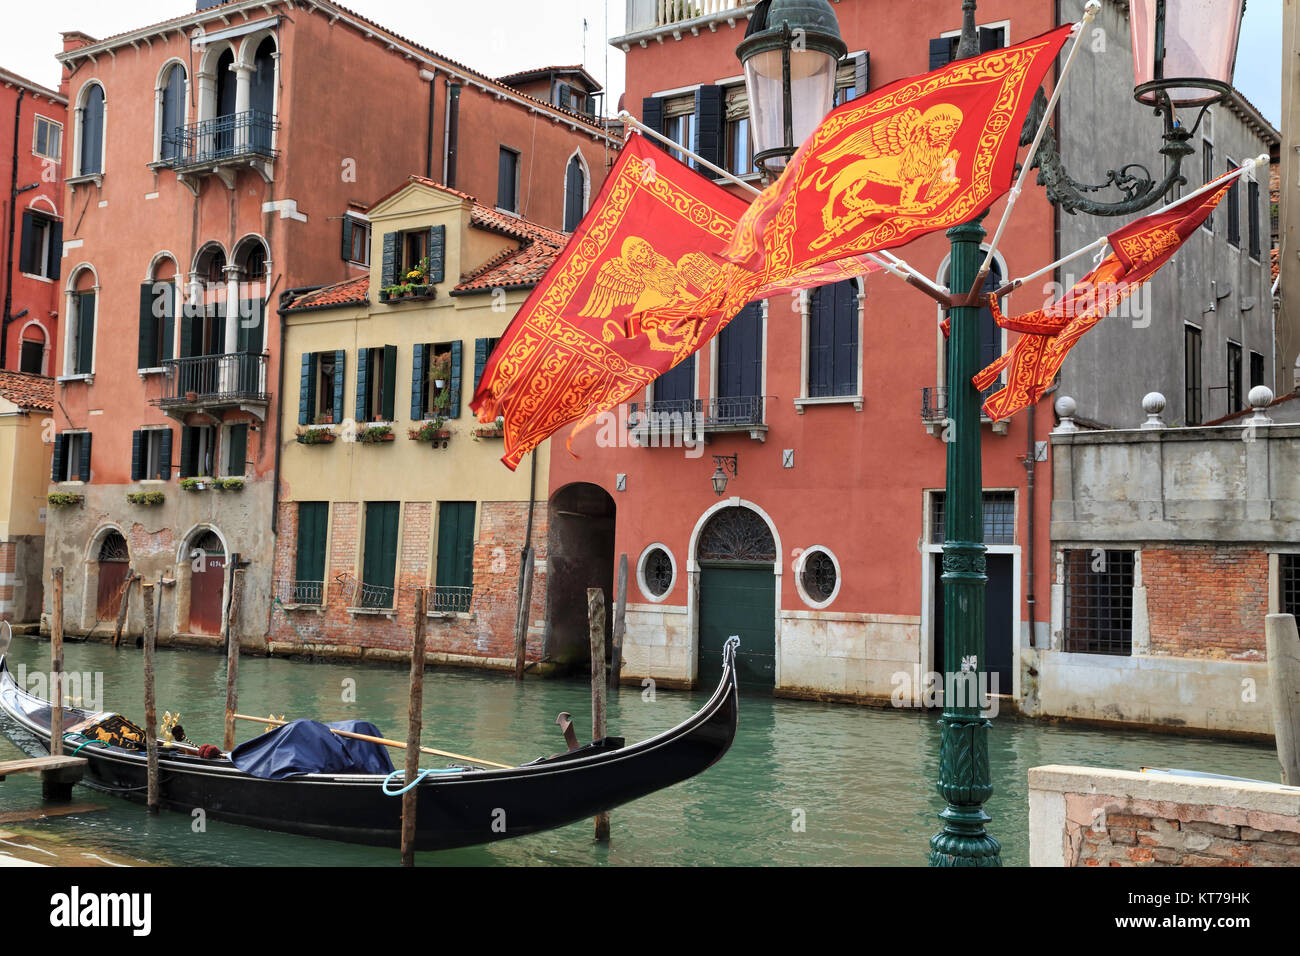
[610,4,757,52]
[0,67,67,103]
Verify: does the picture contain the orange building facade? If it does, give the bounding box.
[543,0,1058,702]
[42,0,615,642]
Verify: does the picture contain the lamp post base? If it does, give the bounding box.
[929,713,1002,866]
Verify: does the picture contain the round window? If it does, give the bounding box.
[801,550,838,604]
[642,547,674,598]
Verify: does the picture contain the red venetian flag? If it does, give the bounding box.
[975,169,1239,420]
[472,134,758,469]
[723,24,1073,284]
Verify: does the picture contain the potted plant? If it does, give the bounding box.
[47,492,84,509]
[473,417,506,440]
[408,418,451,446]
[295,426,336,445]
[127,491,165,506]
[315,410,335,426]
[216,478,245,492]
[180,476,214,491]
[185,390,199,402]
[429,350,452,390]
[358,423,394,443]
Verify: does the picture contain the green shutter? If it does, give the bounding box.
[49,220,62,282]
[332,350,346,423]
[296,502,329,590]
[130,431,143,481]
[473,338,489,392]
[447,340,462,419]
[435,501,476,591]
[50,434,66,482]
[428,225,445,284]
[161,283,175,363]
[381,232,398,287]
[76,293,95,374]
[138,283,158,368]
[180,302,195,359]
[341,217,354,262]
[157,429,173,480]
[78,433,92,482]
[362,501,399,607]
[382,344,397,422]
[18,211,35,275]
[180,426,197,478]
[299,353,316,425]
[410,343,427,420]
[355,348,370,422]
[226,424,247,477]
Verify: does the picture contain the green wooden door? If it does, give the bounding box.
[699,564,775,690]
[362,501,399,608]
[435,501,476,612]
[295,502,329,604]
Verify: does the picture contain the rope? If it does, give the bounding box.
[380,765,467,796]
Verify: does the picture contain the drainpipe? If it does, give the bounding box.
[1,88,24,370]
[420,69,437,179]
[1023,403,1037,648]
[270,284,321,536]
[444,81,460,189]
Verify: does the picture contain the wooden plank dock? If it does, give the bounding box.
[0,755,88,801]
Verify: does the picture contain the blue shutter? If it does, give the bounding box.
[298,352,314,425]
[447,340,463,419]
[693,86,724,170]
[833,281,858,396]
[382,345,397,422]
[410,343,427,420]
[157,429,173,480]
[473,338,489,393]
[341,217,353,261]
[428,225,445,284]
[355,347,370,422]
[49,220,62,281]
[332,350,346,423]
[131,431,144,481]
[641,96,664,135]
[381,232,398,287]
[808,289,831,398]
[929,37,951,71]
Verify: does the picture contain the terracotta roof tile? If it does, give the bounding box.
[453,233,566,296]
[283,275,370,312]
[0,370,54,410]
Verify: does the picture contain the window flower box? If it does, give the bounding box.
[47,492,84,509]
[473,422,506,440]
[409,419,451,448]
[380,283,436,303]
[358,424,394,444]
[296,427,336,445]
[180,476,214,492]
[215,478,245,492]
[127,491,166,506]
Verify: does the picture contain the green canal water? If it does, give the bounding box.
[0,636,1281,866]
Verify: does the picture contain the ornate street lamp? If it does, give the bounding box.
[736,0,846,177]
[711,455,738,496]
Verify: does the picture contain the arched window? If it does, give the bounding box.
[563,154,587,232]
[807,279,859,398]
[19,324,46,375]
[67,266,97,376]
[79,84,105,176]
[249,38,276,153]
[139,256,178,369]
[159,64,187,162]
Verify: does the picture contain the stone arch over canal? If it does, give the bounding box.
[546,483,616,668]
[688,500,781,691]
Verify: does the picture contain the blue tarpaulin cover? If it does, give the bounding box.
[230,719,396,779]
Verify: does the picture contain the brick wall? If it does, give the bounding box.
[269,499,549,665]
[0,540,14,621]
[1078,814,1300,866]
[1142,546,1268,659]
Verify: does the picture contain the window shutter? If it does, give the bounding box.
[131,430,144,481]
[834,281,857,396]
[855,53,870,98]
[296,502,328,588]
[138,283,158,368]
[157,429,173,480]
[428,224,446,284]
[78,433,92,482]
[448,340,462,419]
[341,217,353,262]
[693,86,725,170]
[473,338,489,393]
[298,352,315,425]
[49,220,62,281]
[808,289,830,398]
[51,434,65,482]
[410,343,427,420]
[226,425,247,478]
[928,37,951,70]
[355,347,370,422]
[180,426,196,478]
[18,211,35,275]
[381,232,398,287]
[382,344,397,422]
[77,293,95,374]
[641,96,665,135]
[332,350,346,423]
[161,283,175,363]
[979,27,1004,53]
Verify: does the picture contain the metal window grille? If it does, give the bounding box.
[930,491,1015,545]
[801,552,837,602]
[430,586,473,614]
[1062,549,1135,656]
[643,548,673,597]
[1281,555,1300,619]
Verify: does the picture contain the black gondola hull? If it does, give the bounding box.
[0,641,739,851]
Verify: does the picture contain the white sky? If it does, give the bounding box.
[0,1,1279,129]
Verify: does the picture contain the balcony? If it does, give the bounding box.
[161,110,279,190]
[617,1,755,47]
[628,395,769,442]
[153,353,270,421]
[921,386,1009,437]
[429,586,474,616]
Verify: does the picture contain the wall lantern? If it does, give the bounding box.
[711,454,738,497]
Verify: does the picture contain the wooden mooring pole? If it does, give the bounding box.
[142,581,159,813]
[401,589,428,866]
[588,587,609,842]
[49,567,64,757]
[609,554,627,691]
[513,545,535,681]
[111,568,136,649]
[223,563,245,752]
[1266,614,1300,784]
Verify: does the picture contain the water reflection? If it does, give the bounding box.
[0,636,1279,866]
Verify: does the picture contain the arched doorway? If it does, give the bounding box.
[95,531,130,620]
[696,506,776,690]
[545,483,616,667]
[188,529,227,635]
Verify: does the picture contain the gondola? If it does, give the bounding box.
[0,637,739,851]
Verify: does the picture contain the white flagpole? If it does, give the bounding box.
[973,0,1101,290]
[618,111,763,196]
[1002,235,1110,293]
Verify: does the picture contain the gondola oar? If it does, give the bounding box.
[231,713,512,769]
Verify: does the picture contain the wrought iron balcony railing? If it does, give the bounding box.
[627,395,768,434]
[275,579,324,606]
[162,110,279,169]
[154,353,269,410]
[429,586,474,614]
[922,384,1002,426]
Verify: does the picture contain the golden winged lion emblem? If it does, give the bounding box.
[802,103,966,247]
[578,236,720,353]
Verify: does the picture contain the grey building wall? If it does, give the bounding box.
[1055,0,1278,428]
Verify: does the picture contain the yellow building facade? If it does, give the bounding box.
[0,372,54,622]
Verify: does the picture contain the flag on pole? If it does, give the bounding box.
[724,24,1073,280]
[974,169,1239,420]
